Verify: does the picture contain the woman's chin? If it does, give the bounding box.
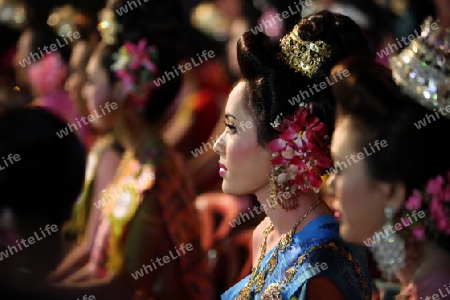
[221,181,245,196]
[339,223,365,245]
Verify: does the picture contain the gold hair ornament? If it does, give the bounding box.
[47,4,77,37]
[0,0,26,30]
[390,17,450,118]
[279,24,332,78]
[97,8,122,45]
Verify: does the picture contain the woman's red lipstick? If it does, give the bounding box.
[218,162,227,176]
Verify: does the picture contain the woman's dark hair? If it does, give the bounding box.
[331,56,450,252]
[0,107,86,226]
[22,0,57,28]
[329,0,396,50]
[25,24,71,64]
[236,10,375,147]
[100,0,185,125]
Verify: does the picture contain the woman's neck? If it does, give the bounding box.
[397,240,450,287]
[114,105,156,154]
[255,185,332,235]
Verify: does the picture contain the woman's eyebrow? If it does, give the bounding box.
[225,114,237,120]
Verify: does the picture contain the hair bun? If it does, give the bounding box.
[237,32,279,79]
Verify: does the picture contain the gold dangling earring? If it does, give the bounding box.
[269,169,278,210]
[278,187,299,211]
[270,168,299,211]
[370,203,405,282]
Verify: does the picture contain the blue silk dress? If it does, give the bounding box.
[221,215,371,300]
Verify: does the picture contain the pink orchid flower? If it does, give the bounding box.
[270,103,330,193]
[112,38,159,109]
[411,225,426,240]
[426,175,445,195]
[405,190,423,210]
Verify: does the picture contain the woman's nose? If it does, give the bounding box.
[213,132,225,156]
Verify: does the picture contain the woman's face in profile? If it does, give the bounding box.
[328,116,389,244]
[83,43,118,132]
[14,29,33,87]
[213,81,272,196]
[66,41,90,114]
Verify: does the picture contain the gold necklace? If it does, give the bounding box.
[237,197,323,300]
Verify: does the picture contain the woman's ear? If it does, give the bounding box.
[377,181,406,214]
[112,82,126,103]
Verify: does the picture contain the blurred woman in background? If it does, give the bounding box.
[14,23,91,148]
[48,0,212,299]
[327,18,450,299]
[52,7,124,281]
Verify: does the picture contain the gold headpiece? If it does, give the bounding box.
[0,0,26,29]
[47,5,78,37]
[279,24,332,78]
[97,8,122,45]
[190,2,230,42]
[390,17,450,118]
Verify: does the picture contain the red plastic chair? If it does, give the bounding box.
[194,192,256,294]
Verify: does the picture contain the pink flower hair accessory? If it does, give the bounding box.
[404,170,450,240]
[27,52,68,95]
[269,102,331,194]
[111,38,159,110]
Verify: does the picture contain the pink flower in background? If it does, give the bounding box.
[443,186,450,202]
[405,190,423,210]
[27,52,68,95]
[426,175,444,195]
[437,217,450,233]
[411,225,426,240]
[111,38,159,109]
[124,39,157,73]
[405,173,450,240]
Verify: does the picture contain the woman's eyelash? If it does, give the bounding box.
[224,121,237,132]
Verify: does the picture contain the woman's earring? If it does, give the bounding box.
[278,190,299,211]
[270,169,299,211]
[269,170,278,210]
[369,203,405,281]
